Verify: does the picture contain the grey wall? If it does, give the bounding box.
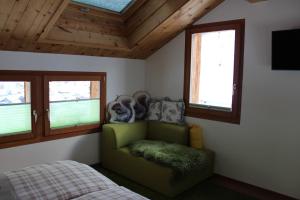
[146,0,300,198]
[0,51,145,173]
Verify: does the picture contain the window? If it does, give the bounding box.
[72,0,134,13]
[184,19,245,124]
[0,71,106,148]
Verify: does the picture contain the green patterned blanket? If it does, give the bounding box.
[128,140,208,175]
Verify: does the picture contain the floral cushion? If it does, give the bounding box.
[146,101,162,121]
[160,100,185,124]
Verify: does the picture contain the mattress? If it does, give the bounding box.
[0,160,148,200]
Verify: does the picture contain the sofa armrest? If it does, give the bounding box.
[102,122,147,150]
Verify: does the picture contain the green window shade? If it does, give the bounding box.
[50,99,100,129]
[0,81,31,137]
[49,81,101,129]
[0,104,32,136]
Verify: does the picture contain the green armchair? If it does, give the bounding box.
[101,121,214,197]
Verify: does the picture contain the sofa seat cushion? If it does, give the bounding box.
[103,147,214,197]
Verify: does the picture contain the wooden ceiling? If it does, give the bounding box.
[0,0,225,59]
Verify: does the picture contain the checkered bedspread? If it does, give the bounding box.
[3,160,148,200]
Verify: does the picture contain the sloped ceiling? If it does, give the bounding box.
[0,0,224,59]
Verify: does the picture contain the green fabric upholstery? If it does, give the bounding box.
[101,121,215,197]
[103,122,147,149]
[147,121,188,145]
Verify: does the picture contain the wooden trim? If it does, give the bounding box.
[38,0,70,42]
[90,81,100,98]
[183,19,245,124]
[190,33,201,104]
[247,0,267,3]
[0,74,43,148]
[0,130,99,149]
[212,174,297,200]
[24,81,31,103]
[43,73,106,137]
[0,70,106,149]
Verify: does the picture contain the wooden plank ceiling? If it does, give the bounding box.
[0,0,224,59]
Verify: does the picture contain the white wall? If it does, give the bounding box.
[0,51,145,173]
[146,0,300,198]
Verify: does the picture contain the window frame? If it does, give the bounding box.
[183,19,245,124]
[0,73,43,148]
[44,73,106,137]
[0,71,106,149]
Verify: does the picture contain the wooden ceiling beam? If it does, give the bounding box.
[38,0,70,42]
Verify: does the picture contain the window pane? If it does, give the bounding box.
[190,30,235,110]
[72,0,133,13]
[49,81,100,129]
[0,82,31,136]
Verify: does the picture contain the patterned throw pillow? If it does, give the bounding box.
[146,101,162,121]
[133,91,151,120]
[160,100,185,124]
[107,96,136,123]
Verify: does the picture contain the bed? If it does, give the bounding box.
[0,160,148,200]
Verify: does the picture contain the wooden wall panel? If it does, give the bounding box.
[131,0,224,58]
[24,0,62,40]
[0,0,16,31]
[44,26,129,50]
[12,0,47,39]
[38,0,70,41]
[121,0,147,21]
[128,0,190,47]
[56,17,124,36]
[0,0,31,45]
[125,0,167,36]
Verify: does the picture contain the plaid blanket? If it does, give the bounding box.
[3,160,148,200]
[74,187,147,200]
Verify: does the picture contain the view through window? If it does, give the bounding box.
[190,30,236,110]
[0,82,31,136]
[0,71,106,149]
[184,19,245,124]
[49,81,100,129]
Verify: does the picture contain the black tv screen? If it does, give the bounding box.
[272,29,300,70]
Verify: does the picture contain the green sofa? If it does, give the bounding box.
[101,121,214,197]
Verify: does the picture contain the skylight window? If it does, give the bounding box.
[72,0,134,13]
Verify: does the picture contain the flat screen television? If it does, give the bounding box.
[272,29,300,70]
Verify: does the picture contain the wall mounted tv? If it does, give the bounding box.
[272,28,300,70]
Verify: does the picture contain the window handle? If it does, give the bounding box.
[33,110,38,124]
[46,109,50,122]
[232,83,237,95]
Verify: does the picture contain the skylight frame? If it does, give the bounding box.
[71,0,135,14]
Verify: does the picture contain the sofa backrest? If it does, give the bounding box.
[104,121,147,149]
[147,121,188,145]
